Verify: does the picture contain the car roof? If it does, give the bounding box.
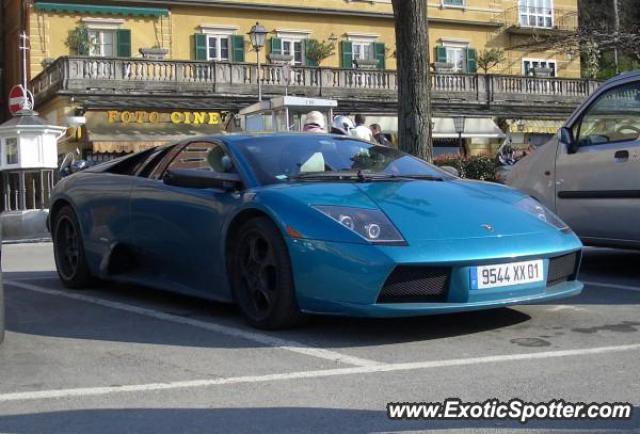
[601,70,640,87]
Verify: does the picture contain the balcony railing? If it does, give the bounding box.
[500,6,578,32]
[31,56,599,111]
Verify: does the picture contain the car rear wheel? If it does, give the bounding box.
[53,206,95,289]
[231,217,304,329]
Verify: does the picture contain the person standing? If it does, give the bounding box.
[352,114,374,142]
[370,123,392,146]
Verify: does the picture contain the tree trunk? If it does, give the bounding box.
[391,0,432,161]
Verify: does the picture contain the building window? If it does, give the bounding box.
[352,41,373,62]
[442,42,469,73]
[6,138,18,165]
[519,0,554,28]
[88,29,116,57]
[443,0,465,7]
[523,59,557,77]
[282,39,304,66]
[207,36,230,61]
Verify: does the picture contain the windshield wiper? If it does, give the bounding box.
[291,171,393,182]
[290,171,444,182]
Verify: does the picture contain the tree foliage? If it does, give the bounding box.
[66,24,96,56]
[305,39,336,66]
[476,48,506,74]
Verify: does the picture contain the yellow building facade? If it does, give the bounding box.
[22,0,580,80]
[1,0,587,158]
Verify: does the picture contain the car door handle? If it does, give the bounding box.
[614,150,629,160]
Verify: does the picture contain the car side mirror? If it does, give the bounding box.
[559,127,578,154]
[164,169,242,191]
[440,165,460,177]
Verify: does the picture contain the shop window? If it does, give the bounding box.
[6,138,18,165]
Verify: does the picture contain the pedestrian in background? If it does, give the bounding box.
[302,111,327,133]
[331,115,355,135]
[352,114,374,142]
[370,123,392,146]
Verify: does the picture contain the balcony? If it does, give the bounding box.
[501,5,578,35]
[31,56,599,118]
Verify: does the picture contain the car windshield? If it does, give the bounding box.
[234,135,448,185]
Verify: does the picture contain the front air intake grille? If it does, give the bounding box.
[547,252,580,287]
[377,266,450,303]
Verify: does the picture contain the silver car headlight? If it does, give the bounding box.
[313,206,406,244]
[515,197,570,232]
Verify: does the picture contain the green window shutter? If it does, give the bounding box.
[340,41,353,69]
[116,29,131,57]
[444,0,464,5]
[435,46,447,63]
[373,42,386,69]
[231,35,245,62]
[304,41,318,67]
[466,47,477,73]
[270,37,282,56]
[193,33,207,60]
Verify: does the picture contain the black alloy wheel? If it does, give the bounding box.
[232,217,303,329]
[53,206,94,288]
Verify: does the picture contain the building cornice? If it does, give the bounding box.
[34,0,503,26]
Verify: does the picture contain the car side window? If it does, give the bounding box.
[575,81,640,147]
[164,142,236,176]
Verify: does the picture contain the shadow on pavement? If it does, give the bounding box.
[0,407,637,434]
[3,274,532,349]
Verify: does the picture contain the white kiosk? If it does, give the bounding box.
[239,96,337,133]
[0,110,66,240]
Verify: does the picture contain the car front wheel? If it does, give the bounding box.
[231,217,304,329]
[52,206,95,288]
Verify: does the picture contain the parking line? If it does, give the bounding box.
[0,342,638,403]
[4,280,381,368]
[583,280,640,293]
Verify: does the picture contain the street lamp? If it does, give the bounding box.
[248,21,268,101]
[453,116,466,157]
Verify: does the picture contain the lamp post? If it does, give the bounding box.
[453,116,466,157]
[248,21,268,101]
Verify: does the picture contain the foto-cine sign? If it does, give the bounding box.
[106,111,221,125]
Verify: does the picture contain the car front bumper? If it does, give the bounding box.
[287,232,583,317]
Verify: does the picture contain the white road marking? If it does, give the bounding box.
[583,280,640,293]
[5,280,381,368]
[0,343,638,402]
[547,305,589,312]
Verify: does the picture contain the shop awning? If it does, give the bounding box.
[432,117,505,139]
[34,2,169,17]
[506,119,564,134]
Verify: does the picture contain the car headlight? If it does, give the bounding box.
[515,197,570,232]
[313,206,406,244]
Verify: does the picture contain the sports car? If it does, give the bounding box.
[49,133,583,329]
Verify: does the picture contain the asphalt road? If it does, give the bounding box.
[0,243,638,433]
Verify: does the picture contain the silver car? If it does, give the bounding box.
[507,71,640,249]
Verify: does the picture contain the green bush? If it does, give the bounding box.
[433,155,497,182]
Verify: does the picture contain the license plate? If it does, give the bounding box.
[470,259,544,289]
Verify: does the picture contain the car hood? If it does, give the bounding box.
[266,179,553,242]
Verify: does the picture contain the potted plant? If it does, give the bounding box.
[65,24,96,56]
[140,44,169,60]
[305,38,336,66]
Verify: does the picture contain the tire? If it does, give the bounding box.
[230,217,304,329]
[52,206,95,289]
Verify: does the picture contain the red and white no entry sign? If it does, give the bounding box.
[8,85,33,115]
